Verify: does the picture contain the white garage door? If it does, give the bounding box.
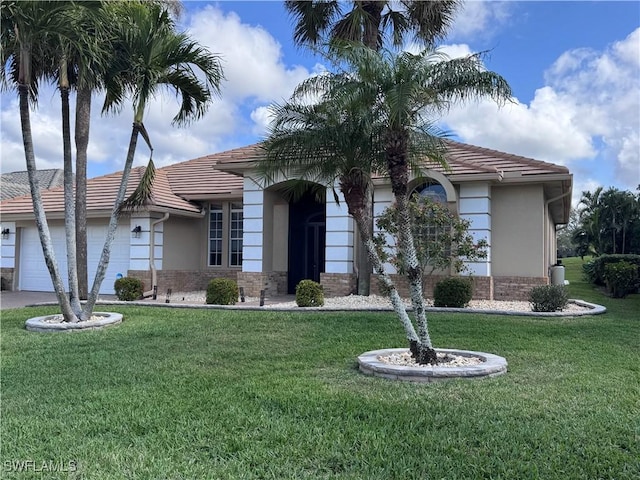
[19,222,130,294]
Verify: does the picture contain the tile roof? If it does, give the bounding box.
[0,169,64,200]
[0,140,570,217]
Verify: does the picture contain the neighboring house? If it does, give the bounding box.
[1,169,64,201]
[0,140,572,299]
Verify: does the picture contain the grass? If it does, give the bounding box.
[1,258,638,479]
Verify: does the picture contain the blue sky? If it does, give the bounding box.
[1,1,639,206]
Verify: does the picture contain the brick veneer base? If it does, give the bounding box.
[493,276,549,301]
[126,269,549,301]
[127,269,239,296]
[320,273,357,297]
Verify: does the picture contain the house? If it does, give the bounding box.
[0,140,572,300]
[1,169,64,201]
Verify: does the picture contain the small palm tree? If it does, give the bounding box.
[282,44,511,363]
[259,95,423,345]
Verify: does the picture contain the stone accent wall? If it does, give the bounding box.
[237,271,287,297]
[127,269,239,295]
[320,273,357,297]
[1,267,14,291]
[369,274,494,300]
[493,276,548,301]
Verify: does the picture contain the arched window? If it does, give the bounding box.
[410,179,452,263]
[412,179,447,203]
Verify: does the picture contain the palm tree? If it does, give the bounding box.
[286,0,461,296]
[81,2,224,315]
[1,0,84,321]
[285,0,460,51]
[2,1,223,321]
[291,44,511,363]
[258,94,423,346]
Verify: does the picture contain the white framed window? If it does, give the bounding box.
[208,202,243,267]
[229,203,243,267]
[209,204,223,266]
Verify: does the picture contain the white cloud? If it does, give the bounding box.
[448,1,513,42]
[441,28,640,190]
[0,4,318,177]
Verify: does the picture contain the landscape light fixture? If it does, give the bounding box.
[131,225,142,239]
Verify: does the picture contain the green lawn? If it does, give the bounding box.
[1,258,638,479]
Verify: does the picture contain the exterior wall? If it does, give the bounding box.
[129,215,164,272]
[493,276,549,301]
[458,183,491,276]
[127,268,239,294]
[320,272,357,297]
[237,271,287,297]
[0,221,16,290]
[325,186,354,274]
[491,185,545,277]
[243,177,265,273]
[162,215,203,270]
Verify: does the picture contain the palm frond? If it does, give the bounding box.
[116,158,156,216]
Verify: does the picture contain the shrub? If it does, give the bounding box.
[529,284,568,312]
[433,277,473,308]
[603,261,639,298]
[582,259,598,284]
[206,278,239,305]
[295,279,324,307]
[587,254,640,287]
[114,277,143,301]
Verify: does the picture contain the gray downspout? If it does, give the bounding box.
[143,212,169,298]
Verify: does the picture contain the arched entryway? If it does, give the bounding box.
[288,189,326,293]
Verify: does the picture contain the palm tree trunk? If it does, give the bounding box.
[60,73,82,317]
[385,128,436,363]
[342,183,420,344]
[19,82,78,322]
[82,123,140,316]
[75,86,91,299]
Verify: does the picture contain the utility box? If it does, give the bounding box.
[551,263,565,286]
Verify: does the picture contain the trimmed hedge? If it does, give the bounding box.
[433,277,472,308]
[529,284,569,312]
[295,280,324,307]
[114,277,143,301]
[206,278,239,305]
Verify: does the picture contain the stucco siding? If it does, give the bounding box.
[162,216,203,270]
[492,185,545,277]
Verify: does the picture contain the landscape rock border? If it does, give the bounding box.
[25,312,123,332]
[358,348,508,383]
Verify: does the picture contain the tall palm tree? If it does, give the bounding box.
[258,95,422,346]
[1,0,83,321]
[286,0,460,51]
[81,2,224,315]
[292,44,511,363]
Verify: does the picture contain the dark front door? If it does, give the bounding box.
[288,192,326,294]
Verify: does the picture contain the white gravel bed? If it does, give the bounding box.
[167,292,591,313]
[378,351,482,368]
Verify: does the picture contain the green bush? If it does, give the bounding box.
[114,277,144,301]
[433,277,473,308]
[604,261,639,298]
[295,279,324,307]
[582,259,598,284]
[206,278,239,305]
[529,284,569,312]
[586,254,640,287]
